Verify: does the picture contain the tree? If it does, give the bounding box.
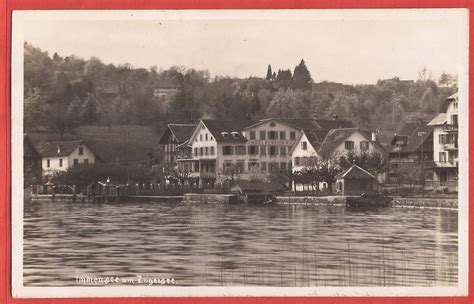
[275,69,293,89]
[293,59,313,91]
[266,64,273,81]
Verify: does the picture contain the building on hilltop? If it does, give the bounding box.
[427,92,459,192]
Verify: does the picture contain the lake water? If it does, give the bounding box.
[23,201,458,287]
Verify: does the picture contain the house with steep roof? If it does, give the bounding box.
[318,128,386,160]
[427,92,459,192]
[37,140,99,178]
[335,164,375,196]
[158,124,197,163]
[385,120,434,183]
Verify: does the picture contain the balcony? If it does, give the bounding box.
[442,143,458,151]
[191,153,217,160]
[443,124,458,132]
[432,161,458,168]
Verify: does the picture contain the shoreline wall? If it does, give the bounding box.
[275,196,458,209]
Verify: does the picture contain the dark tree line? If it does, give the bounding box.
[24,42,457,142]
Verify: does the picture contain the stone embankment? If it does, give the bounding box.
[275,195,458,209]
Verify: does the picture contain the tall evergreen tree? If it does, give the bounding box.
[266,64,273,81]
[293,59,313,91]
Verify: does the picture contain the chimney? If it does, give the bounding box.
[371,131,377,142]
[332,115,338,121]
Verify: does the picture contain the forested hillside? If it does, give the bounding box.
[24,42,457,144]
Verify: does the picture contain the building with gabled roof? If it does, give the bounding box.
[158,124,197,163]
[427,92,458,192]
[335,164,375,196]
[385,120,434,182]
[318,128,386,160]
[36,140,99,178]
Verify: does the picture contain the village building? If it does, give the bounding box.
[386,120,434,183]
[318,127,386,160]
[184,117,359,187]
[36,140,99,178]
[335,164,375,196]
[427,92,459,192]
[158,124,197,163]
[153,80,181,108]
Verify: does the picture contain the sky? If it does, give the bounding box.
[16,9,468,84]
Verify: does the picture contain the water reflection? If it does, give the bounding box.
[23,201,458,287]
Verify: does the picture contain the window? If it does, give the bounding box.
[269,146,278,156]
[280,146,287,156]
[248,145,258,155]
[260,162,267,172]
[84,159,89,166]
[453,102,458,109]
[260,131,266,140]
[439,152,447,163]
[46,159,50,168]
[222,146,234,155]
[451,114,458,126]
[79,147,84,155]
[301,141,307,150]
[200,147,204,156]
[223,161,233,173]
[439,134,446,144]
[268,131,277,140]
[269,162,277,172]
[200,134,203,141]
[294,157,300,166]
[205,133,208,141]
[236,146,246,155]
[280,162,287,171]
[290,132,296,140]
[260,146,266,156]
[236,161,245,173]
[279,131,286,140]
[360,141,369,151]
[345,141,354,150]
[194,148,198,156]
[210,147,215,155]
[205,147,208,155]
[59,158,63,167]
[74,159,79,166]
[248,162,259,171]
[250,131,256,140]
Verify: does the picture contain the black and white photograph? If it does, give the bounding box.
[11,9,469,298]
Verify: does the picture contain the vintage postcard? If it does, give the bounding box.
[10,9,469,298]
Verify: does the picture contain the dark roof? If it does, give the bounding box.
[202,119,256,142]
[387,121,434,154]
[319,128,386,158]
[231,180,287,193]
[335,165,375,180]
[158,124,196,144]
[37,140,85,157]
[440,92,458,113]
[313,119,354,130]
[29,125,159,163]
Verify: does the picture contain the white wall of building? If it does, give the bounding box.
[42,144,96,176]
[291,132,319,172]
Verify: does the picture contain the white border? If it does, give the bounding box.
[10,9,469,298]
